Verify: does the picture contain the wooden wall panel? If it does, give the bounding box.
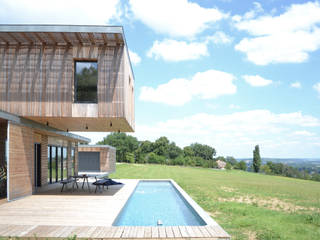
[0,42,134,131]
[8,123,34,200]
[40,134,48,187]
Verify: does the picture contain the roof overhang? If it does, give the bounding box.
[0,24,125,46]
[0,109,90,144]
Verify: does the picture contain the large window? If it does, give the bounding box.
[52,146,57,182]
[71,148,75,176]
[57,147,62,181]
[63,147,67,180]
[47,146,57,184]
[74,61,98,103]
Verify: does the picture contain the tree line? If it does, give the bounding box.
[96,133,246,169]
[96,134,320,182]
[252,145,320,182]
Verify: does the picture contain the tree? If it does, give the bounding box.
[190,143,216,160]
[153,136,170,157]
[226,156,237,166]
[237,161,247,171]
[261,164,271,174]
[183,146,194,157]
[97,133,139,162]
[253,145,261,173]
[225,162,232,170]
[168,142,182,159]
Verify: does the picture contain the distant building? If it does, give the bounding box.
[216,160,226,169]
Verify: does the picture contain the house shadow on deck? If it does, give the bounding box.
[36,180,124,197]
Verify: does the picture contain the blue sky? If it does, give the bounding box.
[2,0,320,158]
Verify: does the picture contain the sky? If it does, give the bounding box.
[1,0,320,158]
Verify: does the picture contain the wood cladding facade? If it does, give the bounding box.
[0,37,134,132]
[7,122,80,201]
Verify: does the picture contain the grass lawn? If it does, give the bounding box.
[110,164,320,240]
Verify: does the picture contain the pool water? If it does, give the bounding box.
[113,181,206,226]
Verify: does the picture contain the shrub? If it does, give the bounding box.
[125,152,135,163]
[225,162,232,170]
[172,155,185,166]
[194,157,204,167]
[185,157,196,167]
[147,153,166,164]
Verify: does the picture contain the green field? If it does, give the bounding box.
[110,164,320,240]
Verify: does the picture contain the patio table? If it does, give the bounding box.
[72,174,91,192]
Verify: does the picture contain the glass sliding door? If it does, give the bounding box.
[71,148,75,176]
[57,147,62,181]
[52,146,57,182]
[63,147,67,180]
[47,146,52,184]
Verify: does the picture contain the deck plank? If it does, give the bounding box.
[179,226,189,238]
[105,226,117,238]
[185,226,197,237]
[171,226,181,238]
[205,225,218,237]
[151,226,159,238]
[144,226,152,238]
[56,226,76,238]
[136,226,145,238]
[122,226,131,238]
[130,226,138,238]
[198,226,211,237]
[24,225,57,237]
[190,226,204,237]
[158,226,166,238]
[215,225,230,238]
[165,226,174,238]
[113,226,124,238]
[91,226,105,238]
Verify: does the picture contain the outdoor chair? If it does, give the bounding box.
[93,176,110,193]
[60,177,78,192]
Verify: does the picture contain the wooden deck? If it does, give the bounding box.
[0,179,230,239]
[0,224,230,239]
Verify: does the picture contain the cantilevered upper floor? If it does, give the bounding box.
[0,24,134,132]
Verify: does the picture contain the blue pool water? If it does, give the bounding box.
[113,181,206,226]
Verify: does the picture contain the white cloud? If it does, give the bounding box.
[147,39,208,61]
[291,82,301,88]
[207,31,233,44]
[128,0,227,37]
[129,50,141,65]
[243,75,273,87]
[234,1,320,65]
[133,110,320,157]
[0,0,121,24]
[229,104,240,109]
[313,82,320,95]
[293,130,315,136]
[139,70,237,106]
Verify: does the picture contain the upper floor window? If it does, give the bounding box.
[74,61,98,103]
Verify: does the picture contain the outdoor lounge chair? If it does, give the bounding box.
[92,177,123,193]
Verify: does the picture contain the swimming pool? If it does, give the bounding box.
[113,180,207,226]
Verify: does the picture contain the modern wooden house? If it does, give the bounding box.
[78,145,116,174]
[0,24,135,201]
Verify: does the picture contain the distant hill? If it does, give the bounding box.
[238,158,320,170]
